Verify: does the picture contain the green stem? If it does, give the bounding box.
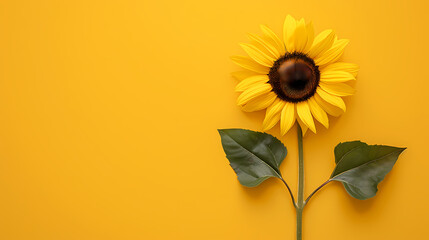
[296,124,304,240]
[281,178,297,208]
[296,207,303,240]
[305,179,331,206]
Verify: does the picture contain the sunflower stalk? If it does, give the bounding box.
[218,127,405,239]
[296,124,304,240]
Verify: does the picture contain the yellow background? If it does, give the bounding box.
[0,0,428,239]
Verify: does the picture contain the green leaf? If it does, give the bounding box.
[334,141,367,164]
[218,129,287,187]
[330,141,406,200]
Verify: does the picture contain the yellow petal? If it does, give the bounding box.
[303,21,314,53]
[262,98,285,131]
[280,102,296,135]
[315,39,350,67]
[230,56,270,74]
[240,43,275,67]
[241,92,277,112]
[307,30,336,59]
[320,71,355,83]
[314,93,344,117]
[231,71,258,81]
[320,62,359,77]
[248,33,280,59]
[237,83,272,105]
[296,101,316,133]
[308,97,329,128]
[260,24,286,54]
[316,88,346,111]
[283,15,297,52]
[319,82,355,96]
[293,18,308,52]
[247,41,276,60]
[235,75,268,92]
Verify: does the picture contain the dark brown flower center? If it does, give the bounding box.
[268,52,320,103]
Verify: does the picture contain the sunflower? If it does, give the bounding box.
[231,15,358,135]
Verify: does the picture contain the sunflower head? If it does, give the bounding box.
[269,52,320,103]
[231,15,358,135]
